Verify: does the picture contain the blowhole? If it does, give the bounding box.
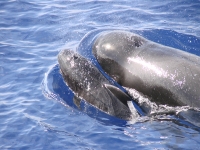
[131,36,143,47]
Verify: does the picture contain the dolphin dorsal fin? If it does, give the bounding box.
[127,101,139,118]
[104,84,131,106]
[105,84,140,118]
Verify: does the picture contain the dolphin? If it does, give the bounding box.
[57,49,139,120]
[93,30,200,108]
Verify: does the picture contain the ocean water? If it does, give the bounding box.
[1,0,200,149]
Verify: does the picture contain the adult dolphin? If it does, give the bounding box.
[57,49,139,120]
[93,30,200,108]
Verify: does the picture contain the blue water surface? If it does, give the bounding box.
[1,0,200,149]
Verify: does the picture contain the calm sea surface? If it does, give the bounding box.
[1,0,200,149]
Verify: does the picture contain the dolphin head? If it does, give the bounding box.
[57,49,81,78]
[57,49,103,94]
[57,49,91,93]
[92,31,147,84]
[93,31,146,60]
[58,49,78,66]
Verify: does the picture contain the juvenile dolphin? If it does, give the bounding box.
[93,31,200,108]
[57,49,139,120]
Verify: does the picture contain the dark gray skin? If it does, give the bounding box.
[93,31,200,108]
[57,49,138,120]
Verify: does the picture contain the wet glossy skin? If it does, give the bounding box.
[93,31,200,108]
[57,49,136,120]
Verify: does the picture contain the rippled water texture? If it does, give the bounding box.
[1,0,200,149]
